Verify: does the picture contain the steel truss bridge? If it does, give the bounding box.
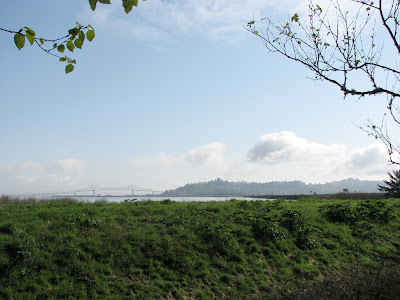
[21,184,163,197]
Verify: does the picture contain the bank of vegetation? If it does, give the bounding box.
[253,192,386,200]
[1,195,399,299]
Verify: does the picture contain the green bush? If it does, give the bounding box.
[320,200,395,224]
[252,216,285,242]
[282,210,318,249]
[319,202,358,223]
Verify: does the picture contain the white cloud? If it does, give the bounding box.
[347,144,389,170]
[248,131,346,165]
[245,131,392,183]
[57,159,87,176]
[80,0,315,42]
[184,142,227,169]
[0,158,88,194]
[16,175,39,185]
[131,142,228,171]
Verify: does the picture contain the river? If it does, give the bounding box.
[50,195,268,203]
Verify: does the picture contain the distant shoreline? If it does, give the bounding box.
[27,192,385,201]
[249,192,385,200]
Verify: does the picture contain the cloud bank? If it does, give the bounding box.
[130,131,391,186]
[0,132,392,194]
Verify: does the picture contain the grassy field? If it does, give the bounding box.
[1,195,400,299]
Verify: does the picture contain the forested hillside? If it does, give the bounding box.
[162,178,383,196]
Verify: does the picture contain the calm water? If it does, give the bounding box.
[51,196,269,203]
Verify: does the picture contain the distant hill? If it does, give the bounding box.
[161,178,384,197]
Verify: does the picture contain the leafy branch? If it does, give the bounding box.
[1,23,95,74]
[1,0,144,74]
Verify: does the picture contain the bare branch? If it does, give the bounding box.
[248,0,400,164]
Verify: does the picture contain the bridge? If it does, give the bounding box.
[20,184,164,197]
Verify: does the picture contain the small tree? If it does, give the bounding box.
[247,0,400,165]
[378,170,400,198]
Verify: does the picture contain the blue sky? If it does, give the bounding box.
[0,0,395,194]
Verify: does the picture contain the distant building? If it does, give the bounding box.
[343,189,349,193]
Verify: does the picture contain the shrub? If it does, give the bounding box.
[357,200,395,223]
[320,200,395,224]
[282,210,317,249]
[319,202,358,224]
[252,216,286,242]
[197,221,235,254]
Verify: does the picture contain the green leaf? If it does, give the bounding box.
[99,0,111,3]
[67,41,75,52]
[14,33,25,50]
[74,38,83,49]
[57,44,65,53]
[40,38,44,44]
[68,28,79,38]
[89,0,97,10]
[24,26,35,34]
[65,63,74,74]
[122,0,137,14]
[78,31,85,42]
[53,43,57,48]
[25,27,35,45]
[59,57,67,62]
[86,29,95,41]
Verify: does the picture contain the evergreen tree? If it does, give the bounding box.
[378,170,400,198]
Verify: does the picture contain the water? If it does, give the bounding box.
[50,196,268,203]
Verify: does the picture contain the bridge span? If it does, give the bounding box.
[20,184,164,197]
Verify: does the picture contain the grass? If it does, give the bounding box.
[0,195,400,299]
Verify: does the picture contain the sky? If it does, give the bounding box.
[0,0,396,194]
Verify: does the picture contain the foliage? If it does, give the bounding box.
[319,200,394,224]
[89,0,140,14]
[1,0,144,73]
[0,197,399,299]
[282,210,318,249]
[8,24,95,74]
[378,169,400,198]
[247,0,400,165]
[319,202,358,224]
